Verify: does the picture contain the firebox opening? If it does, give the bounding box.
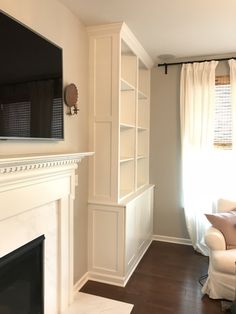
[0,235,45,314]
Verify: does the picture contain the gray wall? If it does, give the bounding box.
[150,60,229,239]
[150,65,189,239]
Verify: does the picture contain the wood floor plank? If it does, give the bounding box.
[80,241,223,314]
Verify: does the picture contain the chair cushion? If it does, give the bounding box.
[205,211,236,249]
[211,249,236,275]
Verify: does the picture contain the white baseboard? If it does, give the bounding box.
[87,272,125,287]
[152,234,192,246]
[74,270,125,292]
[73,271,125,293]
[73,272,89,297]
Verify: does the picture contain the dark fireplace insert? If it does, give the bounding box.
[0,235,45,314]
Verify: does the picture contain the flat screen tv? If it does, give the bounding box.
[0,10,64,140]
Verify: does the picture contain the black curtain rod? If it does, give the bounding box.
[158,57,236,74]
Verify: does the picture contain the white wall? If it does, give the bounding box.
[0,0,89,283]
[150,60,229,240]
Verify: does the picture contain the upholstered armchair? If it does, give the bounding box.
[202,199,236,301]
[202,226,236,300]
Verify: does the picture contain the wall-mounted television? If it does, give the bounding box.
[0,10,64,140]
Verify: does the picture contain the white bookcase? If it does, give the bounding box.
[88,22,154,286]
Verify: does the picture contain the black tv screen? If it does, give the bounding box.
[0,11,64,140]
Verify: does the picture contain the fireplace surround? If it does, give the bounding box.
[0,152,92,314]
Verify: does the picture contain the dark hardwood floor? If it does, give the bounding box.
[81,241,223,314]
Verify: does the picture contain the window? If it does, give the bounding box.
[214,76,232,149]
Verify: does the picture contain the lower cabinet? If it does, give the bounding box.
[88,185,154,286]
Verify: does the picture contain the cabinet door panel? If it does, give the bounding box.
[125,202,137,270]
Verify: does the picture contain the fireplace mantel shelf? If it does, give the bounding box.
[0,152,94,174]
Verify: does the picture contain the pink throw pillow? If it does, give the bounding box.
[205,211,236,249]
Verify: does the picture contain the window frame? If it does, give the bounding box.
[214,75,232,150]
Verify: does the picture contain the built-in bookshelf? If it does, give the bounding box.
[119,46,151,199]
[87,22,154,287]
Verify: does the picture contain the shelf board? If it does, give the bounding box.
[138,90,148,100]
[121,79,135,91]
[137,126,148,131]
[137,155,146,160]
[120,123,135,129]
[120,157,134,163]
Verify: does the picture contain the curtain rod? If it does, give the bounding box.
[157,57,236,74]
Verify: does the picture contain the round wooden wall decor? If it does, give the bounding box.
[64,83,78,108]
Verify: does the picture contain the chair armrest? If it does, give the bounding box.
[205,226,226,251]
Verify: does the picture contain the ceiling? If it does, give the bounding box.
[60,0,236,63]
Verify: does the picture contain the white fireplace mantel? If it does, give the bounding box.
[0,152,93,174]
[0,152,93,314]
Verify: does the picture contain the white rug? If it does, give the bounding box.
[64,292,134,314]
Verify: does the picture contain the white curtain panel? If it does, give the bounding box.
[180,61,218,255]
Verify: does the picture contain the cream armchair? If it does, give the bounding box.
[202,225,236,300]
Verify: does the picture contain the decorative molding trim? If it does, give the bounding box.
[87,22,154,69]
[0,152,94,174]
[88,205,123,275]
[73,272,89,297]
[87,22,123,35]
[121,184,155,205]
[152,234,192,246]
[88,185,155,207]
[88,200,125,208]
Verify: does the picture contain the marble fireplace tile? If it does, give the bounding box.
[0,202,59,313]
[63,292,134,314]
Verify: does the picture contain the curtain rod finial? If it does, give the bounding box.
[164,63,168,74]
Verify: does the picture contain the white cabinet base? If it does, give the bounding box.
[88,185,154,286]
[88,239,152,287]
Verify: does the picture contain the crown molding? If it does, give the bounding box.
[87,21,154,69]
[87,22,123,36]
